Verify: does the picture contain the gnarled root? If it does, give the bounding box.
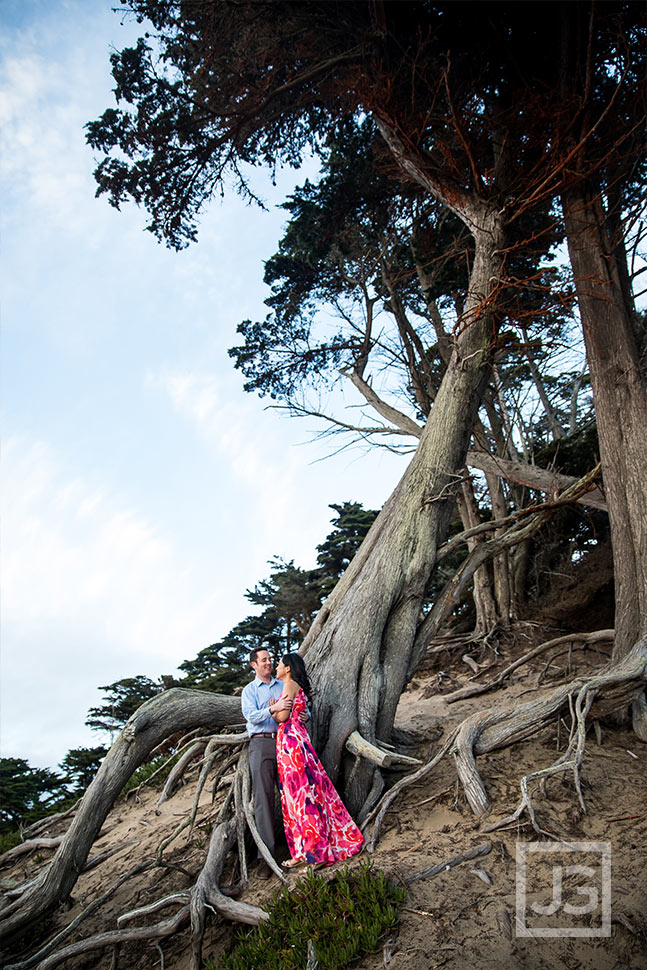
[0,688,241,944]
[188,817,269,970]
[369,638,647,846]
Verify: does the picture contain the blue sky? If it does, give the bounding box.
[0,0,408,770]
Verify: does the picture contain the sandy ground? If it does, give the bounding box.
[2,632,646,970]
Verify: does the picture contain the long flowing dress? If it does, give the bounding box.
[277,688,364,866]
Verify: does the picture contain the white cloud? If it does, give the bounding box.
[0,435,225,767]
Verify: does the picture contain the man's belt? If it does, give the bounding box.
[250,732,277,739]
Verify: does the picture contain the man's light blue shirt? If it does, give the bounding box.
[241,675,284,737]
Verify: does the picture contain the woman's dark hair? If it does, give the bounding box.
[281,652,312,697]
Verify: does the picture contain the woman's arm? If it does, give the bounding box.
[273,689,297,723]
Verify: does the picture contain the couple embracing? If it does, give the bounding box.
[241,648,364,873]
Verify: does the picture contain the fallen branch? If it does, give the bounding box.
[405,841,492,885]
[465,450,607,512]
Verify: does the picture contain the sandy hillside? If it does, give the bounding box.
[1,627,646,970]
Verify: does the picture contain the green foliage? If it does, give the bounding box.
[60,746,108,795]
[85,675,167,736]
[0,829,22,854]
[0,758,69,828]
[534,425,600,479]
[205,862,406,970]
[315,502,378,600]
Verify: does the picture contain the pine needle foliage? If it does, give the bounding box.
[205,861,407,970]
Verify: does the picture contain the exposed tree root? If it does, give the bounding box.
[0,837,64,866]
[405,841,492,885]
[2,638,644,969]
[7,862,155,970]
[188,817,268,970]
[368,638,647,846]
[0,689,240,942]
[7,905,190,970]
[443,629,615,703]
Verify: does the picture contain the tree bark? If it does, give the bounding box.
[562,184,647,657]
[303,190,505,814]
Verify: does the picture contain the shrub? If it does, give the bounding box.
[205,861,407,970]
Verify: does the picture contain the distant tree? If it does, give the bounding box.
[0,758,68,828]
[85,676,166,737]
[59,747,108,795]
[180,503,379,689]
[314,503,379,600]
[246,558,320,646]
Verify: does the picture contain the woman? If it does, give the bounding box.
[273,652,364,869]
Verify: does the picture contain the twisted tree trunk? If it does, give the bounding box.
[303,191,505,815]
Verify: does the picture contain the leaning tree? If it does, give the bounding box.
[1,1,645,962]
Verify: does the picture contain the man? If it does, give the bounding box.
[241,647,305,873]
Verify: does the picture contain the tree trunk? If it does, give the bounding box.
[303,207,505,815]
[456,483,497,635]
[562,184,647,658]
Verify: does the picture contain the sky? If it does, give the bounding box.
[0,0,409,771]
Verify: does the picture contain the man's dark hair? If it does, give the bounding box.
[249,647,269,665]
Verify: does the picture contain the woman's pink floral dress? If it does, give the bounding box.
[277,688,364,866]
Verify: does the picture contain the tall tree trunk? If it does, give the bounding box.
[562,183,647,658]
[303,207,505,815]
[456,482,498,635]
